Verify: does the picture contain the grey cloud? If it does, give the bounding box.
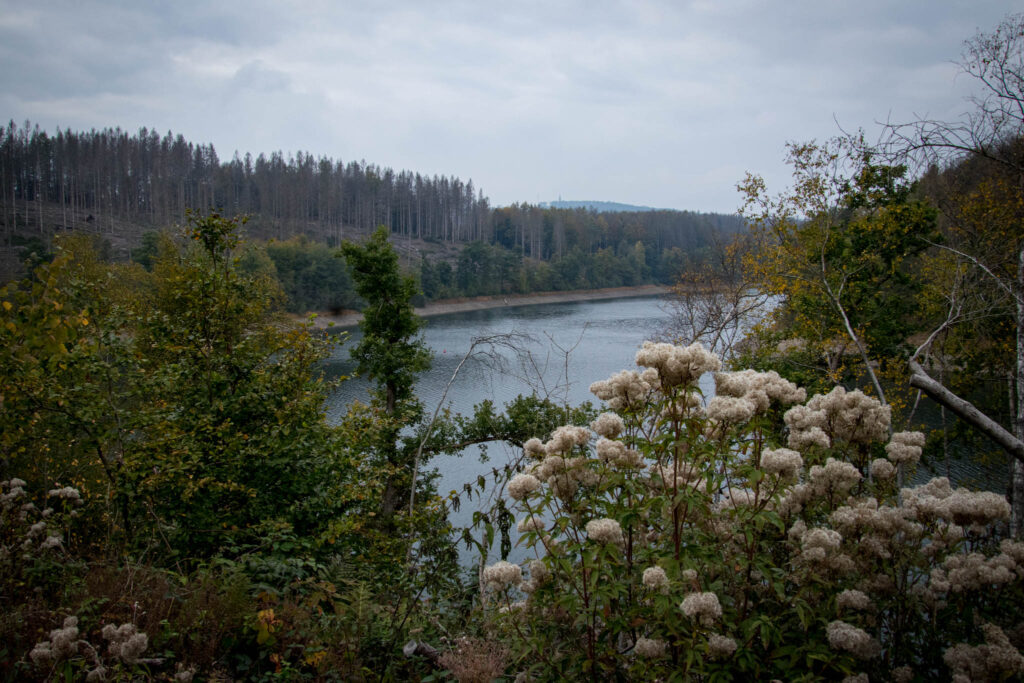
[230,60,291,92]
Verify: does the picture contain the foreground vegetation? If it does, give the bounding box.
[3,12,1024,683]
[4,221,1024,679]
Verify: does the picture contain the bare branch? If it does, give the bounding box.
[908,359,1024,463]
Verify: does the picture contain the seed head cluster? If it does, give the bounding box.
[590,412,624,438]
[707,633,737,659]
[507,473,542,501]
[586,518,623,545]
[761,448,803,480]
[642,566,669,592]
[103,623,149,665]
[634,637,667,658]
[634,341,721,389]
[715,369,806,412]
[590,370,652,412]
[885,431,926,466]
[680,591,722,626]
[483,561,523,591]
[784,387,891,451]
[943,623,1024,682]
[826,620,880,659]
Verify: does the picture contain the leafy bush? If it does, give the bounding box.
[467,341,1024,681]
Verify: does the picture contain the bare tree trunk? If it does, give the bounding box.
[908,359,1024,463]
[1013,245,1024,535]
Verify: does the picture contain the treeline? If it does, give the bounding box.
[0,120,491,245]
[489,203,740,260]
[419,239,686,300]
[196,235,688,314]
[0,120,743,270]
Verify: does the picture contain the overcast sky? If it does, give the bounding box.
[0,1,1017,213]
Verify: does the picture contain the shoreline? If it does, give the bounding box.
[305,284,670,329]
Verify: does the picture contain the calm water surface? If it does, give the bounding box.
[321,295,1008,563]
[323,295,693,498]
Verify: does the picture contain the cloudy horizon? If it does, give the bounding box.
[1,1,1018,213]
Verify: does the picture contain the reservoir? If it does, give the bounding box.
[323,294,686,562]
[322,294,1009,563]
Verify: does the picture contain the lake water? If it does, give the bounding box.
[323,295,692,563]
[322,295,697,482]
[322,294,1009,563]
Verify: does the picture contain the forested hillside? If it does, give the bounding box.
[0,121,743,293]
[0,120,490,246]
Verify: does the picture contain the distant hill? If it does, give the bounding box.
[546,200,661,213]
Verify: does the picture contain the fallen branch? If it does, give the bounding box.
[908,359,1024,464]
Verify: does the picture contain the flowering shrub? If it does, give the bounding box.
[0,479,83,604]
[477,341,1024,680]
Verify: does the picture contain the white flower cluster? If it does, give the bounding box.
[30,616,81,666]
[633,637,667,658]
[590,370,653,411]
[809,458,862,498]
[590,412,624,438]
[544,425,591,455]
[715,369,806,412]
[102,623,149,665]
[716,488,758,510]
[1000,539,1024,564]
[507,474,541,501]
[943,623,1024,682]
[586,518,624,545]
[705,396,757,424]
[3,479,71,556]
[680,591,722,626]
[659,392,705,421]
[885,431,925,466]
[869,458,896,481]
[1,478,28,509]
[635,341,721,389]
[521,559,550,593]
[901,477,1011,528]
[40,534,63,550]
[516,516,545,533]
[782,458,864,515]
[707,633,737,659]
[890,666,914,683]
[595,438,643,469]
[796,527,853,573]
[642,566,669,592]
[784,387,891,451]
[648,462,701,491]
[528,454,598,500]
[836,589,872,612]
[826,620,880,659]
[930,551,1020,594]
[523,438,546,459]
[48,486,82,502]
[830,499,924,549]
[483,560,523,591]
[761,448,803,481]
